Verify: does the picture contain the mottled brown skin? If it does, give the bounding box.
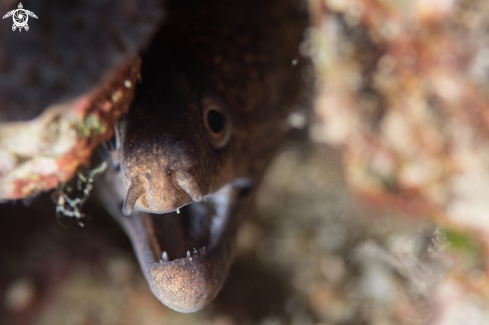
[101,0,307,313]
[122,0,286,215]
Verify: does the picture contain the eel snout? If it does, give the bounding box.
[122,169,203,216]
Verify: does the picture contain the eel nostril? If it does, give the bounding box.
[167,169,172,176]
[146,173,151,181]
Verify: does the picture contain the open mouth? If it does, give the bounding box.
[110,179,253,313]
[96,152,255,313]
[142,184,234,264]
[96,144,255,313]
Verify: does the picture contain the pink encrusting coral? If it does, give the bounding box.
[0,57,140,200]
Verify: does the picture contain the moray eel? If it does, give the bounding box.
[99,0,306,313]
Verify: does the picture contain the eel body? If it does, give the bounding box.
[99,0,306,313]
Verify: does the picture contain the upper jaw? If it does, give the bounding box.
[121,168,206,216]
[134,195,192,214]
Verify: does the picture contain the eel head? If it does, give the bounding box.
[113,88,244,313]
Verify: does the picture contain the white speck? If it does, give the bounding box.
[124,80,132,88]
[287,111,307,129]
[162,251,168,262]
[176,208,180,214]
[5,278,36,311]
[291,59,298,66]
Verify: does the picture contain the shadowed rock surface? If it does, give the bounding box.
[0,0,163,122]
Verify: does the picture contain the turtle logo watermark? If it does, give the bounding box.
[2,3,38,32]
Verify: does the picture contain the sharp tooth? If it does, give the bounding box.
[193,249,198,257]
[199,246,207,256]
[162,251,169,262]
[186,251,191,258]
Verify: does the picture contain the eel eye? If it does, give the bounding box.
[207,110,224,133]
[202,94,232,149]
